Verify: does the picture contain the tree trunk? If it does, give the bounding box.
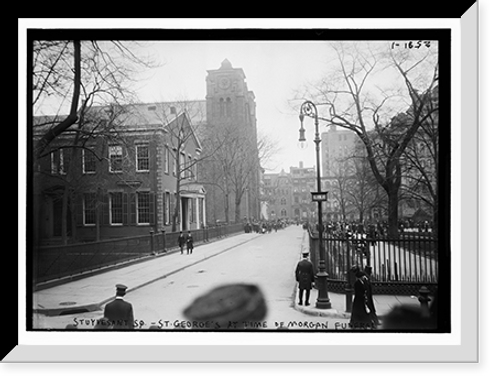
[234,191,243,223]
[224,193,229,223]
[387,184,399,238]
[61,186,69,245]
[36,40,81,159]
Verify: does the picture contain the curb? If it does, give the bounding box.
[34,234,260,317]
[291,288,351,319]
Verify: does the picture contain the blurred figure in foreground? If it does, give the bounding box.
[382,290,438,330]
[183,283,267,330]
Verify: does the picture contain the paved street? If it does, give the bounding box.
[33,226,421,331]
[34,226,345,330]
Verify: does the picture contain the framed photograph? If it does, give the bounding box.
[9,10,478,363]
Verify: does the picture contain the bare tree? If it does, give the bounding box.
[307,41,439,237]
[32,40,159,243]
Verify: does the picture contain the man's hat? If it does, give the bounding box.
[115,284,127,293]
[302,251,309,257]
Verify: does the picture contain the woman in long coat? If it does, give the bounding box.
[349,271,372,329]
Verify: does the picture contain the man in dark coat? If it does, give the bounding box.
[186,231,194,254]
[295,252,315,306]
[103,284,135,330]
[178,231,186,254]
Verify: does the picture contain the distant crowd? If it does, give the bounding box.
[244,219,292,234]
[302,219,433,238]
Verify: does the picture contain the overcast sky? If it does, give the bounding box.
[33,38,437,173]
[130,41,336,172]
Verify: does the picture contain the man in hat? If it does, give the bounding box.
[103,284,135,330]
[186,231,194,254]
[295,252,315,306]
[178,231,186,254]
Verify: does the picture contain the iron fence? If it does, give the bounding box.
[33,223,245,285]
[309,232,438,285]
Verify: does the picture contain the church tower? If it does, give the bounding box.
[204,59,260,222]
[206,58,257,135]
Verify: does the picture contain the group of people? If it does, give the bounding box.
[294,254,379,329]
[244,220,289,234]
[178,231,194,255]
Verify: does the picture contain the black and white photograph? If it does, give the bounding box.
[27,32,449,335]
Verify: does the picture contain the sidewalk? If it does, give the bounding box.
[292,232,424,320]
[292,289,423,320]
[33,232,261,316]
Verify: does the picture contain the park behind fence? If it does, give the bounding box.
[309,231,438,286]
[33,223,245,286]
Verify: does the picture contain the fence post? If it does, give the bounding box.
[345,239,353,312]
[418,286,431,317]
[161,229,166,252]
[150,230,155,255]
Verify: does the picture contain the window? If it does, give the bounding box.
[50,151,57,174]
[281,198,287,205]
[109,192,123,225]
[188,155,193,180]
[180,152,186,179]
[281,209,287,217]
[137,192,150,225]
[83,148,96,174]
[219,98,224,117]
[109,145,123,172]
[59,148,69,175]
[83,193,96,225]
[164,192,171,224]
[172,148,178,177]
[50,148,68,175]
[136,144,149,172]
[164,146,170,174]
[192,158,197,181]
[170,106,177,114]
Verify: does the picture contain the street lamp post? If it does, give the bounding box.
[298,100,331,309]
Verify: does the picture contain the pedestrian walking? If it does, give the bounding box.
[186,231,194,254]
[349,270,371,329]
[103,284,135,330]
[363,266,379,327]
[178,231,186,254]
[295,252,315,306]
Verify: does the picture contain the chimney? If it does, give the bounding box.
[299,161,303,169]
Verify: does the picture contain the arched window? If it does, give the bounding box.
[281,209,287,217]
[226,98,232,116]
[219,98,225,117]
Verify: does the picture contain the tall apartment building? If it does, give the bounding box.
[321,124,360,177]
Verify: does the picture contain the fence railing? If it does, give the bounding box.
[309,231,438,285]
[33,223,245,285]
